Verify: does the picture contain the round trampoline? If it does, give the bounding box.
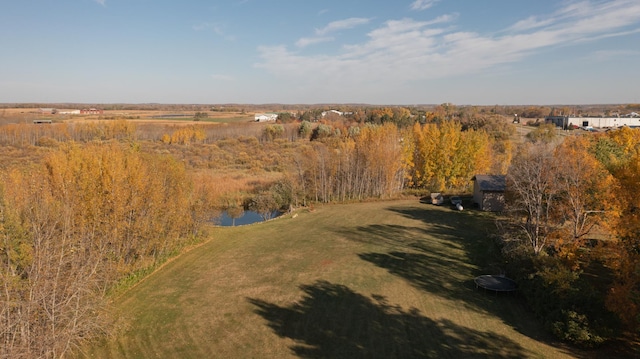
[474,274,517,292]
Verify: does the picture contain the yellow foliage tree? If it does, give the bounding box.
[406,121,492,192]
[601,128,640,328]
[0,141,203,357]
[355,123,404,197]
[607,126,640,158]
[169,126,207,145]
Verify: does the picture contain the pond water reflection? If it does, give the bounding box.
[215,210,282,226]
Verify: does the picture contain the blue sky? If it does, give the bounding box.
[1,0,639,105]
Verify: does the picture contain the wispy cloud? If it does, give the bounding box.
[295,17,371,48]
[296,36,334,48]
[411,0,439,11]
[94,0,106,7]
[192,22,236,41]
[192,23,212,31]
[315,17,372,36]
[256,0,640,95]
[576,27,640,43]
[508,16,555,32]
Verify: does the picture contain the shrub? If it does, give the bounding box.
[36,136,59,147]
[548,310,608,347]
[245,192,279,220]
[499,237,620,348]
[262,124,285,142]
[508,255,619,348]
[310,124,333,141]
[299,120,313,139]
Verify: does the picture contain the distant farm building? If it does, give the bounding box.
[321,110,353,118]
[472,175,506,212]
[321,110,343,117]
[255,113,278,122]
[39,108,57,114]
[546,115,640,129]
[80,108,104,115]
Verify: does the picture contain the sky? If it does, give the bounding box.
[1,0,640,105]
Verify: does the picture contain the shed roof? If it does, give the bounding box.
[473,175,506,192]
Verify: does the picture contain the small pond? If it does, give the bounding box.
[214,210,282,226]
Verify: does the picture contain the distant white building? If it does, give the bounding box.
[80,108,103,115]
[546,115,640,129]
[321,110,344,117]
[255,113,278,122]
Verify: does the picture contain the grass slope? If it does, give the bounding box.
[84,200,580,358]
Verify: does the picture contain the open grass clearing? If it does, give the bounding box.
[83,199,584,358]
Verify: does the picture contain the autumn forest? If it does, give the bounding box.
[2,103,640,357]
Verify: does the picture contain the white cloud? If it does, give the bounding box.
[256,0,640,100]
[424,13,458,26]
[410,0,439,11]
[94,0,106,6]
[294,17,371,48]
[296,36,334,48]
[576,27,640,43]
[509,16,554,32]
[315,17,372,35]
[509,0,639,33]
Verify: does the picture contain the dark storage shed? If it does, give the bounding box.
[472,175,506,211]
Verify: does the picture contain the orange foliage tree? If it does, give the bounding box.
[605,146,640,329]
[554,136,619,242]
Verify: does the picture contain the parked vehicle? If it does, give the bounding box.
[450,196,463,211]
[430,193,444,205]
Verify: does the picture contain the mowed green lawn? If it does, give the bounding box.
[84,199,580,358]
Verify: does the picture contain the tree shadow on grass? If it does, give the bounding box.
[249,280,530,359]
[357,251,472,296]
[334,204,580,353]
[385,204,502,271]
[338,204,502,273]
[335,205,503,302]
